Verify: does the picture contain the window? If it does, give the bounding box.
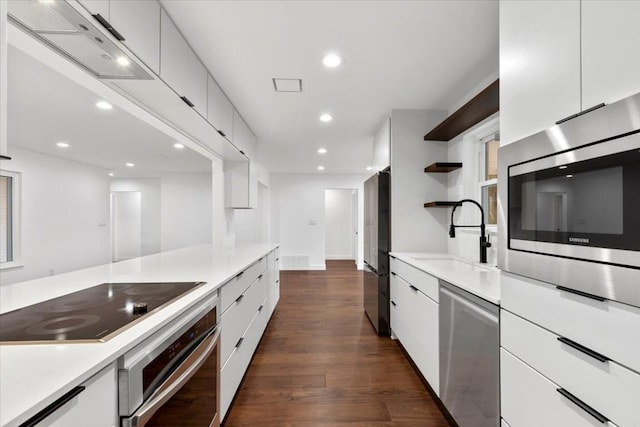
[479,132,499,225]
[1,170,20,268]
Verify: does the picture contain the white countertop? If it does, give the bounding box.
[0,243,277,427]
[390,252,501,305]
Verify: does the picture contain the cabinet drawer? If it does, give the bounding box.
[221,274,267,365]
[390,257,439,301]
[501,272,640,373]
[220,296,269,419]
[501,349,620,427]
[221,256,267,312]
[502,310,640,427]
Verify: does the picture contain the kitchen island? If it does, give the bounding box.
[0,243,278,427]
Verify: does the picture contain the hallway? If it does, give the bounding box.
[223,260,451,426]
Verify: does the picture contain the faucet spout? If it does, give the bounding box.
[449,199,492,263]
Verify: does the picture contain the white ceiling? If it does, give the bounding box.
[160,0,499,174]
[7,45,212,178]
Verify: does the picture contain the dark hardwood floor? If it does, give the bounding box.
[223,260,451,426]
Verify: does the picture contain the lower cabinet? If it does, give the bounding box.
[390,262,439,394]
[35,363,117,427]
[267,248,280,317]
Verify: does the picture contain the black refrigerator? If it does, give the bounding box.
[363,170,390,336]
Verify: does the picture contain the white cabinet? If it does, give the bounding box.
[77,0,110,20]
[160,9,207,117]
[581,1,640,108]
[266,248,280,317]
[389,260,439,393]
[35,363,117,427]
[109,0,161,75]
[208,74,234,140]
[232,109,256,157]
[373,117,390,170]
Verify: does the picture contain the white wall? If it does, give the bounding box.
[270,173,368,270]
[234,160,270,245]
[1,147,111,285]
[325,189,355,260]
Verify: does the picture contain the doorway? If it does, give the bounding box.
[111,191,142,262]
[325,188,358,264]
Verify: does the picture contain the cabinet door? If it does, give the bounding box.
[110,0,161,75]
[232,109,256,157]
[77,0,109,20]
[207,74,234,140]
[582,0,640,108]
[499,0,581,144]
[160,9,207,117]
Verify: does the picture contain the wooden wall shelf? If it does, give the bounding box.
[424,162,462,173]
[424,79,499,141]
[424,201,459,208]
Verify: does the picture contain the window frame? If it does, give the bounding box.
[0,169,22,270]
[476,127,499,230]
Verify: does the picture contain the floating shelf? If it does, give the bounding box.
[424,162,462,173]
[424,79,499,141]
[424,201,459,208]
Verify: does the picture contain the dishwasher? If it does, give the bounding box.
[439,280,499,427]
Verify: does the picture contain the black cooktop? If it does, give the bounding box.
[0,282,204,344]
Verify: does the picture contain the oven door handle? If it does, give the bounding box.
[126,328,220,427]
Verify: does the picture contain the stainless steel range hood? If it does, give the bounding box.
[8,0,152,80]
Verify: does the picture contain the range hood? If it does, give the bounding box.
[8,0,152,80]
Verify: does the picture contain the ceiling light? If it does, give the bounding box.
[56,142,69,148]
[126,162,135,167]
[317,166,325,171]
[116,56,130,67]
[366,166,373,171]
[108,172,114,177]
[559,165,568,169]
[566,174,573,178]
[173,143,185,149]
[96,101,112,110]
[322,53,342,68]
[319,113,333,122]
[317,148,327,154]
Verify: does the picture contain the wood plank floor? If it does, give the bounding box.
[223,260,452,426]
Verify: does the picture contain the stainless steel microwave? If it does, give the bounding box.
[498,92,640,308]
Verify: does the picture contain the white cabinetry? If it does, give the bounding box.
[109,0,161,75]
[77,0,109,20]
[389,257,439,393]
[373,117,390,171]
[35,363,117,427]
[266,248,280,317]
[207,75,234,140]
[500,0,640,145]
[232,109,256,157]
[160,9,207,117]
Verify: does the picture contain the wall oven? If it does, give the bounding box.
[118,292,221,427]
[498,92,640,308]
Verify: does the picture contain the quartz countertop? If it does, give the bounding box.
[390,252,500,304]
[0,243,277,427]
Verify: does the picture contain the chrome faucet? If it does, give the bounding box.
[448,199,492,263]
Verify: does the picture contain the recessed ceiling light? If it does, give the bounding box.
[559,165,568,169]
[317,148,327,154]
[319,113,333,122]
[566,174,573,178]
[96,101,112,110]
[173,143,185,149]
[126,162,135,167]
[317,166,325,171]
[322,53,342,68]
[366,166,373,171]
[56,142,69,148]
[109,172,114,177]
[116,56,130,67]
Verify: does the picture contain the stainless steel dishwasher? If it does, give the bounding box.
[439,280,499,427]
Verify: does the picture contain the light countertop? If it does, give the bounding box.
[390,252,501,304]
[0,243,277,427]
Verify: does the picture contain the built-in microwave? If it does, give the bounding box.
[498,92,640,308]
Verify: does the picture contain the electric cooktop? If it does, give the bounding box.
[0,282,205,344]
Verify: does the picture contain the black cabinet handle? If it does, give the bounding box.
[556,286,606,302]
[258,305,264,312]
[180,96,195,108]
[235,294,244,304]
[555,103,606,125]
[218,130,226,137]
[391,272,396,276]
[557,337,609,363]
[258,274,264,280]
[409,285,418,292]
[557,388,609,424]
[235,271,244,279]
[92,14,125,41]
[236,337,244,348]
[20,386,85,427]
[391,301,396,307]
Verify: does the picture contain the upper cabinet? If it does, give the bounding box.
[373,118,390,171]
[232,109,256,157]
[207,75,234,140]
[77,0,110,20]
[109,0,161,75]
[160,9,207,117]
[500,0,640,145]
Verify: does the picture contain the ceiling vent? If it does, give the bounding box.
[273,78,302,93]
[8,0,152,80]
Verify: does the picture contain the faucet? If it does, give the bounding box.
[448,199,492,263]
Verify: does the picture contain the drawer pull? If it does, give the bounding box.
[258,305,264,312]
[557,388,609,424]
[21,386,85,427]
[258,274,264,280]
[235,294,244,304]
[180,96,195,108]
[409,285,418,292]
[556,286,606,302]
[557,337,610,363]
[236,337,244,348]
[391,300,396,307]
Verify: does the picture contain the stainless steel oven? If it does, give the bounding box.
[118,292,220,427]
[498,92,640,308]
